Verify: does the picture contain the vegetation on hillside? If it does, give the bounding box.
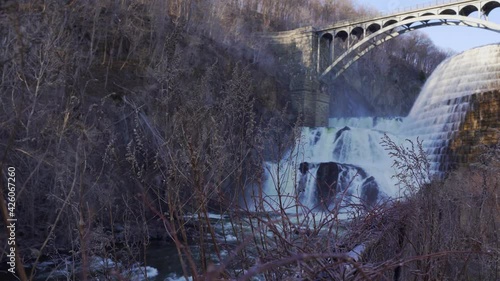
[1,0,496,281]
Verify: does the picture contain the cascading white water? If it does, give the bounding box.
[403,44,500,176]
[329,117,404,132]
[261,117,404,212]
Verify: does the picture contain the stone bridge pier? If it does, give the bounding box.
[265,27,329,127]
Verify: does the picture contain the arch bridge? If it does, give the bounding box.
[318,0,500,78]
[266,0,500,126]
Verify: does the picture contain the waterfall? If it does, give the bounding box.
[403,44,500,176]
[261,118,404,212]
[259,44,500,212]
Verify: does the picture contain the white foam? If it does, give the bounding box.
[164,273,193,281]
[126,265,159,280]
[260,118,404,212]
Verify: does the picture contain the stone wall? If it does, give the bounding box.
[264,27,329,127]
[450,90,500,167]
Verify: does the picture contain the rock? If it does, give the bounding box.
[361,176,379,207]
[316,162,341,209]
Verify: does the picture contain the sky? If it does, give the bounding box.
[356,0,500,53]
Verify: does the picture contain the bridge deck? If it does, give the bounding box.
[317,0,481,32]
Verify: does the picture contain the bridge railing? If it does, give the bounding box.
[323,0,474,29]
[391,0,467,14]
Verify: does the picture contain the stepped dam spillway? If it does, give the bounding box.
[404,44,500,175]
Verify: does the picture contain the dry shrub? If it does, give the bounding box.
[360,141,500,281]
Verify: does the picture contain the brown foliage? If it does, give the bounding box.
[0,0,272,279]
[0,0,455,280]
[361,141,500,281]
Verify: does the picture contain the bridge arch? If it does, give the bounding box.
[367,23,381,34]
[320,33,333,41]
[459,4,479,16]
[351,26,364,39]
[439,9,457,15]
[335,30,349,41]
[420,12,436,17]
[319,33,334,71]
[402,15,416,21]
[319,15,500,79]
[319,33,333,53]
[383,19,398,27]
[483,1,500,15]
